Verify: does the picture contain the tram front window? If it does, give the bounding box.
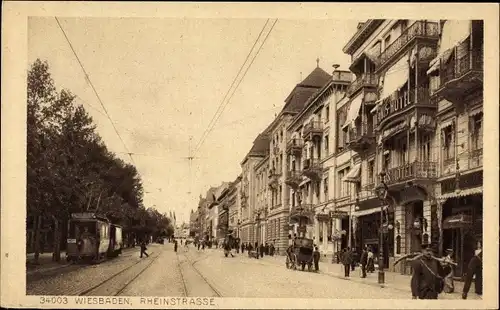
[68,222,96,239]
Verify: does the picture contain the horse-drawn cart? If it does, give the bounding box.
[286,237,314,271]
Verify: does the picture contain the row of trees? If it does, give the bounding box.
[27,59,174,263]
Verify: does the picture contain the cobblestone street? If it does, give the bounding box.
[27,243,481,299]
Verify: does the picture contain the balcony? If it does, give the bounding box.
[286,138,304,156]
[302,121,323,142]
[285,169,302,189]
[289,204,315,225]
[468,148,483,170]
[302,158,323,181]
[346,73,378,97]
[435,39,483,103]
[384,161,438,186]
[375,21,439,71]
[346,123,376,153]
[268,169,281,190]
[376,87,434,129]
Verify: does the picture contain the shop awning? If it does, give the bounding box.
[443,214,473,230]
[342,163,361,183]
[437,187,483,202]
[353,206,389,217]
[380,56,409,101]
[298,178,310,187]
[342,95,363,130]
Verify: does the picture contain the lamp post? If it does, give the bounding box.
[374,171,389,286]
[255,211,261,245]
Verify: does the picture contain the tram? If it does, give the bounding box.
[66,212,123,263]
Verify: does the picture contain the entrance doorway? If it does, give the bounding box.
[405,200,424,253]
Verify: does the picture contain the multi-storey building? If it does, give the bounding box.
[339,19,483,275]
[209,182,230,243]
[260,64,333,254]
[286,68,352,259]
[428,20,483,278]
[254,150,270,245]
[227,175,242,239]
[189,209,200,238]
[201,187,217,241]
[240,133,270,245]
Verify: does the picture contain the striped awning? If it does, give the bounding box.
[342,163,361,183]
[437,187,483,202]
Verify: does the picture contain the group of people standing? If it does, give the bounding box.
[338,246,376,278]
[240,242,276,258]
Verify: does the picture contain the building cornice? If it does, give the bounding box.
[342,20,385,55]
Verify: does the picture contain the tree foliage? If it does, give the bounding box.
[27,59,174,259]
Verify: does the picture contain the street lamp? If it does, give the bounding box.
[255,211,261,245]
[374,171,390,286]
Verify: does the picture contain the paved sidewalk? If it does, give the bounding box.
[257,254,481,300]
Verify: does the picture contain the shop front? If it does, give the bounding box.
[438,170,483,279]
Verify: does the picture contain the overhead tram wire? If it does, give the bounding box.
[192,19,272,156]
[54,17,135,165]
[192,19,278,157]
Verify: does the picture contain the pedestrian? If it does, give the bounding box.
[342,247,353,278]
[241,243,245,254]
[351,249,358,271]
[441,249,456,293]
[270,243,275,256]
[360,246,368,278]
[462,246,482,299]
[174,240,178,252]
[410,242,445,299]
[367,246,375,272]
[259,244,264,258]
[140,240,149,258]
[313,246,320,272]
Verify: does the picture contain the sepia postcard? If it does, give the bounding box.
[1,1,499,309]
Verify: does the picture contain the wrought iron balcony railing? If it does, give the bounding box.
[302,121,323,138]
[286,138,304,155]
[385,161,438,185]
[376,87,433,127]
[440,38,483,86]
[376,21,439,69]
[346,73,378,97]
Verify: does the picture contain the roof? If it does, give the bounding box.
[342,20,385,55]
[284,66,332,104]
[299,66,332,88]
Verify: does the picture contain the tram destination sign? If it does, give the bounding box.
[329,211,349,219]
[71,212,97,219]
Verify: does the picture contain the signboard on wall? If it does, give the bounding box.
[330,211,349,219]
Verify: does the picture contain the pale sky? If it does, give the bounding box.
[28,17,360,224]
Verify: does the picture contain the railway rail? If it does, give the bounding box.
[78,251,161,296]
[177,252,223,297]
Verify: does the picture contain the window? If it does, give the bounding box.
[324,177,329,199]
[336,105,348,152]
[367,160,375,185]
[383,152,391,171]
[325,106,330,122]
[324,135,329,155]
[470,113,483,151]
[384,35,391,50]
[338,168,351,198]
[419,134,431,161]
[442,126,455,160]
[397,138,408,165]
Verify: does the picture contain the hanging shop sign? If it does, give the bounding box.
[329,211,349,219]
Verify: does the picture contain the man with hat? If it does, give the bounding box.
[462,242,482,299]
[410,241,445,299]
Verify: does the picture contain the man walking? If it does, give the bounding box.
[462,246,482,299]
[313,246,320,272]
[140,240,149,258]
[360,246,368,278]
[343,248,353,278]
[410,242,445,299]
[174,239,178,252]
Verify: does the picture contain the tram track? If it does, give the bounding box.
[177,251,223,297]
[77,251,161,296]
